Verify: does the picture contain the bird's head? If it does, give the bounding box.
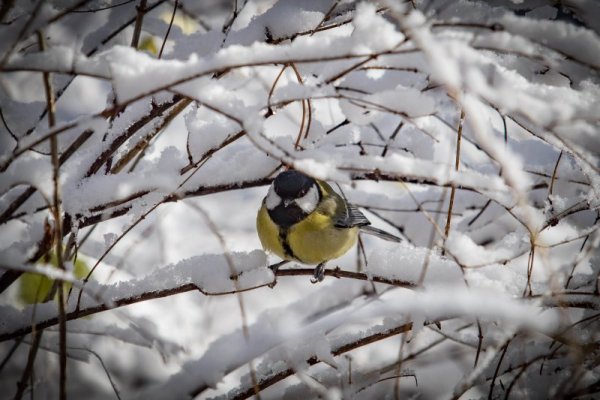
[265,170,321,227]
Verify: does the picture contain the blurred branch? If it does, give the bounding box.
[130,0,148,48]
[38,29,67,400]
[224,321,420,400]
[0,0,15,23]
[442,109,464,251]
[13,329,43,400]
[0,0,44,69]
[68,346,122,400]
[157,0,177,59]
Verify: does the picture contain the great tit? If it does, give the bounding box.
[256,170,401,282]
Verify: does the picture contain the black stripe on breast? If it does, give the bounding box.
[278,228,298,260]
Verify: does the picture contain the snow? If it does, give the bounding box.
[0,250,271,340]
[500,12,600,69]
[0,155,53,200]
[184,104,239,160]
[1,1,599,399]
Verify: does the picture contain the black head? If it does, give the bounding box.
[273,170,315,199]
[266,170,321,228]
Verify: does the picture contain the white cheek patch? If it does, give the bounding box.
[295,185,319,214]
[265,185,281,210]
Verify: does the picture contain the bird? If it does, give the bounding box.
[256,169,401,283]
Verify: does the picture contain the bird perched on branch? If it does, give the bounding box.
[257,170,401,282]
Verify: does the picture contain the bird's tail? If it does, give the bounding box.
[360,225,402,242]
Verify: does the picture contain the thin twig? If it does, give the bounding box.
[442,109,464,252]
[214,321,419,400]
[548,150,563,197]
[393,330,407,399]
[310,0,340,36]
[488,339,511,399]
[68,346,122,400]
[266,64,288,116]
[565,234,591,289]
[185,203,251,337]
[13,330,43,400]
[158,0,177,59]
[111,98,192,173]
[523,243,536,296]
[0,129,94,226]
[130,0,148,48]
[0,337,23,373]
[0,107,18,142]
[289,63,309,149]
[38,30,67,400]
[85,96,183,177]
[70,0,134,13]
[381,121,403,157]
[467,199,491,227]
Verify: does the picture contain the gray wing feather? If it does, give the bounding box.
[334,202,402,242]
[360,225,402,242]
[334,203,370,228]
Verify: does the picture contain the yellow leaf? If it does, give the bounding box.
[17,252,90,305]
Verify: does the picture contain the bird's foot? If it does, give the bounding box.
[268,260,289,288]
[310,263,326,283]
[269,260,289,274]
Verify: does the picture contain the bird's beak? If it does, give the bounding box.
[283,199,293,207]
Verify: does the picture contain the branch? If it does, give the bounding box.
[0,267,414,342]
[84,96,184,177]
[130,0,147,49]
[224,321,419,400]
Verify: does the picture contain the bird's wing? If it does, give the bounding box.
[359,225,402,242]
[334,203,370,228]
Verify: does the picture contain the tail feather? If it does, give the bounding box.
[360,225,402,242]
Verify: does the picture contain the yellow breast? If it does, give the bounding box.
[256,204,287,259]
[288,211,359,264]
[256,202,358,265]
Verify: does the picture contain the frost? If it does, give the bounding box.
[0,1,598,399]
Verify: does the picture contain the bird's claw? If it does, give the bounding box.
[268,260,289,274]
[311,263,326,284]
